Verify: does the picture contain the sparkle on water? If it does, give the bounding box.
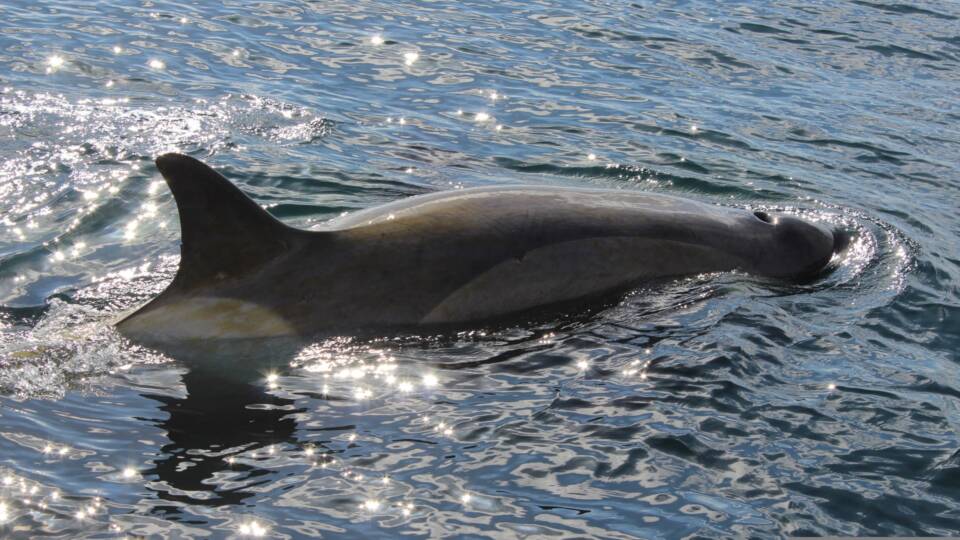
[238,520,267,537]
[0,0,955,539]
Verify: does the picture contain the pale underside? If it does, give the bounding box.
[117,297,295,340]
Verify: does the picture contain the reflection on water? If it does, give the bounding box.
[144,367,302,511]
[132,339,306,513]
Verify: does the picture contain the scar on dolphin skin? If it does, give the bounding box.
[116,153,845,342]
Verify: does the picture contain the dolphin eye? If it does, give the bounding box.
[753,211,772,223]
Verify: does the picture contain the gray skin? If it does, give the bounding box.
[115,153,840,341]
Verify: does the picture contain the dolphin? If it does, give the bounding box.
[116,153,841,341]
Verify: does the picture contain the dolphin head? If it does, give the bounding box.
[743,210,842,280]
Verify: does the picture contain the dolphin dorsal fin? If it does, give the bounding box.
[155,153,300,290]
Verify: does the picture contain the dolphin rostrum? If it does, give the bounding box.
[116,153,841,341]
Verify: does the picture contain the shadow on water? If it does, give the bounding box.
[136,338,306,514]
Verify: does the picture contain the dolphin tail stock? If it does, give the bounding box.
[153,152,304,292]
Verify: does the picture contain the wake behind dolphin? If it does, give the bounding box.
[116,153,842,341]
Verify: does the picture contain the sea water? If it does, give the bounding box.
[0,1,958,537]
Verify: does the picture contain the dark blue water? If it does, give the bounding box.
[1,1,958,538]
